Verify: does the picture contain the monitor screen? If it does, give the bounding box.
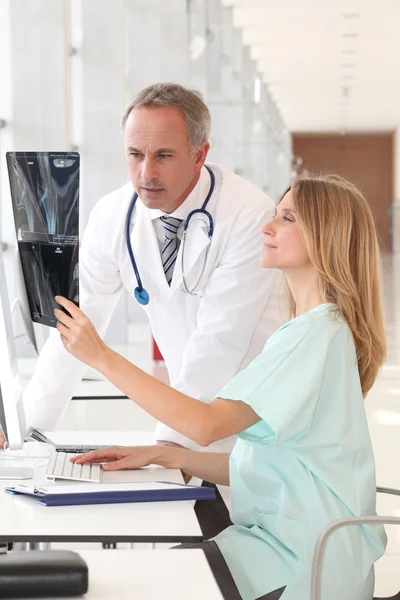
[6,152,80,328]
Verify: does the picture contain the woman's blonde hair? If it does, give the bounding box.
[280,172,386,396]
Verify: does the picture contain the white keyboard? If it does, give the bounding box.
[46,451,103,483]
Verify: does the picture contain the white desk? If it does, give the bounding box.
[0,431,203,545]
[25,550,223,600]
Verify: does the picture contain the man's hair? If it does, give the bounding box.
[121,82,211,153]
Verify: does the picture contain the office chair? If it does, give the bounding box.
[311,487,400,600]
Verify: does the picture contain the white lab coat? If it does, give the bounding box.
[23,163,287,454]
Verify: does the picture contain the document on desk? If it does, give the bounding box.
[4,481,216,507]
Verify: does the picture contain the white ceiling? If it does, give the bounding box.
[222,0,400,133]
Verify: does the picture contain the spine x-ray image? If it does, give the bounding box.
[6,152,80,328]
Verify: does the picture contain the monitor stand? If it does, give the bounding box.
[0,467,34,480]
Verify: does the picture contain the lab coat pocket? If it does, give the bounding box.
[255,511,308,568]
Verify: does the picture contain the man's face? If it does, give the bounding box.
[124,106,209,213]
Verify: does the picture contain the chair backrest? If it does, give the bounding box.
[310,515,400,600]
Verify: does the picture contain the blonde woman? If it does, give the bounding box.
[56,173,387,600]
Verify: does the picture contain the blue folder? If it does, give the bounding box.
[5,481,216,507]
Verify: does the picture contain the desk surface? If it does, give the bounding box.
[26,550,223,600]
[0,431,203,544]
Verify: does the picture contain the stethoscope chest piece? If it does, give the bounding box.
[134,287,150,305]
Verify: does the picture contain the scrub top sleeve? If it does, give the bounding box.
[217,315,342,445]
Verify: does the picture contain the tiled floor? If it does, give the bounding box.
[57,253,400,596]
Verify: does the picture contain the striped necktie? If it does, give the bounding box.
[160,215,183,285]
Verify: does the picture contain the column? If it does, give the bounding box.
[69,0,127,344]
[0,0,68,246]
[0,0,68,353]
[69,0,127,227]
[187,0,208,95]
[206,2,246,174]
[124,0,189,101]
[241,45,257,182]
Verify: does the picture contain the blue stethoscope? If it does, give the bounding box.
[125,165,215,305]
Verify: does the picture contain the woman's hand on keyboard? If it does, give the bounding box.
[69,445,171,471]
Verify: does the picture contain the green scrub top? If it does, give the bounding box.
[213,303,386,600]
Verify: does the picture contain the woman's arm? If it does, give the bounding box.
[72,445,231,486]
[166,448,230,486]
[54,297,261,447]
[99,348,258,446]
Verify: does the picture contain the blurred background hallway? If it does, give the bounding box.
[1,1,400,595]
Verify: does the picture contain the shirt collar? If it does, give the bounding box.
[147,165,211,222]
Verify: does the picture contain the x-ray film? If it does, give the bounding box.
[6,152,79,328]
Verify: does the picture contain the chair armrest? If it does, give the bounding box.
[311,515,400,600]
[377,487,400,498]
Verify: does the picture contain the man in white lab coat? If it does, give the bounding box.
[4,83,287,536]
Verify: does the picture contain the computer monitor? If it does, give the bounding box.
[11,246,38,355]
[0,247,33,479]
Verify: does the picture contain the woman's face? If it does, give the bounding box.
[261,190,311,270]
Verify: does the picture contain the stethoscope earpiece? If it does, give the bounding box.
[134,287,150,306]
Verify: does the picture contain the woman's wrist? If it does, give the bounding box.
[96,345,118,376]
[153,446,186,470]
